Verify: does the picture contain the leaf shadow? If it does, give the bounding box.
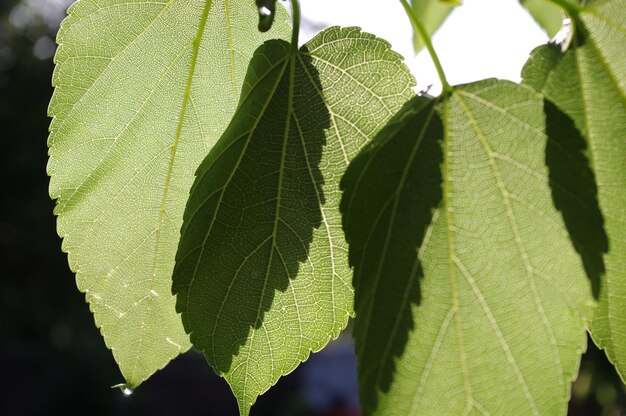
[544,99,607,299]
[173,40,331,377]
[340,97,443,413]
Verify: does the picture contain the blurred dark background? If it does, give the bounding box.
[0,1,623,415]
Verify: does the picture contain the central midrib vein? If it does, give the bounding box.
[242,49,298,408]
[442,96,474,410]
[150,0,215,283]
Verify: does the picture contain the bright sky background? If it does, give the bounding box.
[298,0,552,96]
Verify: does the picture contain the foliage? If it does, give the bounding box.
[342,80,593,415]
[409,0,457,52]
[48,0,625,414]
[521,0,626,382]
[172,27,414,413]
[48,0,290,387]
[520,0,565,37]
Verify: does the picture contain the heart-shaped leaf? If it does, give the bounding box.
[172,27,415,414]
[342,80,595,415]
[48,0,290,386]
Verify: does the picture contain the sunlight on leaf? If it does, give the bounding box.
[523,0,626,382]
[519,0,564,37]
[47,0,290,386]
[410,0,458,53]
[342,79,595,415]
[172,26,415,414]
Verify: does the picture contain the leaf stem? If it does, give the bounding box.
[290,0,301,53]
[399,0,450,94]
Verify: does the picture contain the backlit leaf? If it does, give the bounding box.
[172,27,415,414]
[47,0,290,387]
[522,0,626,381]
[341,80,595,415]
[411,0,458,53]
[519,0,564,37]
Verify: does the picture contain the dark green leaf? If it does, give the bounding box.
[172,27,415,414]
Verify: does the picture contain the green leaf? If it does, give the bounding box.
[519,0,565,37]
[341,79,595,415]
[172,27,415,414]
[522,0,626,381]
[411,0,457,53]
[47,0,290,387]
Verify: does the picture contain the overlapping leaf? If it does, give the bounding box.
[172,27,415,414]
[341,80,595,415]
[522,0,626,380]
[47,0,290,386]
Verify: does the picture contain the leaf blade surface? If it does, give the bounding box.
[47,0,290,386]
[523,0,626,381]
[411,0,457,53]
[342,79,594,415]
[519,0,564,37]
[172,27,416,414]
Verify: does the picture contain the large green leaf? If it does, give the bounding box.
[522,0,626,380]
[411,0,458,53]
[47,0,290,387]
[341,79,595,415]
[172,27,415,414]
